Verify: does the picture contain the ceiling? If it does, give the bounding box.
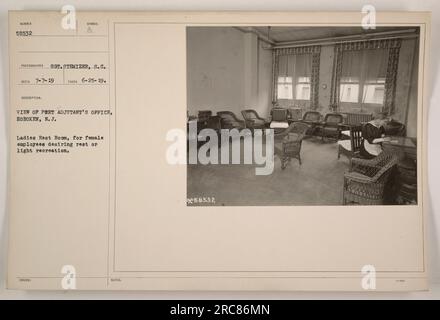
[251,26,415,43]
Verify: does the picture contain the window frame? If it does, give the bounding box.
[277,75,312,102]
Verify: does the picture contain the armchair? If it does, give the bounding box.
[320,113,344,140]
[241,109,267,130]
[217,111,245,130]
[343,152,398,205]
[269,107,289,132]
[288,108,302,121]
[300,111,321,135]
[274,122,310,169]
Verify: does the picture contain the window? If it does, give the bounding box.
[295,76,311,100]
[277,76,293,100]
[363,77,385,104]
[339,49,388,110]
[276,54,312,102]
[339,77,360,103]
[277,76,311,101]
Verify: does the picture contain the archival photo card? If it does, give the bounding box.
[7,11,429,291]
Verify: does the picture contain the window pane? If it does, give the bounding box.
[365,77,386,84]
[295,84,310,100]
[297,76,310,83]
[340,76,359,83]
[363,84,385,104]
[340,84,359,103]
[278,76,292,84]
[277,84,293,99]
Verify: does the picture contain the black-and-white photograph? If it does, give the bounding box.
[186,26,419,206]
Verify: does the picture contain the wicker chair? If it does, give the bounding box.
[288,108,302,121]
[300,111,321,135]
[301,111,321,123]
[241,109,267,130]
[343,152,398,205]
[274,122,310,169]
[217,111,245,129]
[321,113,344,140]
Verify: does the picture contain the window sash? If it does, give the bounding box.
[340,79,385,105]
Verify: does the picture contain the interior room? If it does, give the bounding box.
[186,26,419,206]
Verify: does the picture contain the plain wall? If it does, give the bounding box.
[187,27,245,115]
[187,27,273,118]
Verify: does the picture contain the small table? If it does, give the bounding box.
[382,136,417,204]
[382,136,416,160]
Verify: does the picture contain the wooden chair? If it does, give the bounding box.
[217,111,245,129]
[274,122,310,169]
[337,125,363,160]
[341,112,373,127]
[320,113,344,140]
[241,109,267,130]
[343,152,398,205]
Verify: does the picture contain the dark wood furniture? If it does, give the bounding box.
[274,122,310,169]
[341,112,373,128]
[393,158,417,204]
[337,125,363,160]
[382,136,417,204]
[217,111,245,129]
